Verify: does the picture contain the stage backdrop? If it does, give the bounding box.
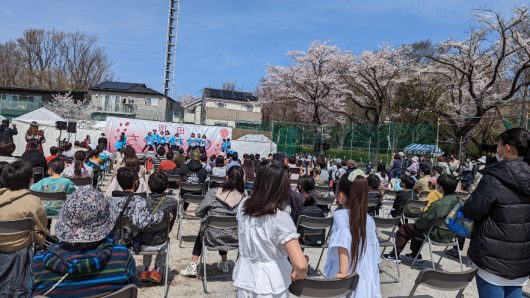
[104,117,232,156]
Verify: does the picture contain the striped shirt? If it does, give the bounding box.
[32,240,139,297]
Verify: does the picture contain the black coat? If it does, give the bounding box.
[462,158,530,280]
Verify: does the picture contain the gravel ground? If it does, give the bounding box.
[100,177,529,298]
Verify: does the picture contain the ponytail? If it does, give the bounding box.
[73,151,86,177]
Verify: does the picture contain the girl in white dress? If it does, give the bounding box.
[233,161,308,298]
[323,171,382,298]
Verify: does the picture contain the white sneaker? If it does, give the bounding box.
[179,262,198,277]
[216,261,230,273]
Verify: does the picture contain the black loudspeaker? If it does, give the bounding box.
[323,143,330,151]
[56,121,67,130]
[67,122,77,133]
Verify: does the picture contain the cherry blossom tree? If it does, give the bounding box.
[259,40,348,126]
[46,92,90,120]
[427,6,530,140]
[178,94,200,107]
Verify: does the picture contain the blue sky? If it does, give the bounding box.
[0,0,524,98]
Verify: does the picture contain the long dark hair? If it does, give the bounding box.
[242,158,255,181]
[124,156,140,173]
[337,174,368,271]
[222,166,245,194]
[497,128,530,164]
[244,161,290,217]
[376,163,387,179]
[73,150,87,177]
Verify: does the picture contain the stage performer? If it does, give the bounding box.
[114,132,127,151]
[152,129,159,148]
[25,121,46,153]
[142,132,155,153]
[199,134,208,155]
[176,133,184,149]
[157,130,166,150]
[164,131,172,150]
[187,132,197,153]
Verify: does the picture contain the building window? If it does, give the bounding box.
[243,104,253,112]
[145,97,159,107]
[217,102,226,109]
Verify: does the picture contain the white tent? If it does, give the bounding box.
[0,115,5,120]
[12,108,66,156]
[231,134,277,157]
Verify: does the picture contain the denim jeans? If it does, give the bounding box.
[476,275,523,298]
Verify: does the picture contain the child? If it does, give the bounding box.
[114,132,127,151]
[45,146,59,164]
[323,172,381,298]
[143,132,154,153]
[30,158,76,217]
[140,172,177,283]
[187,133,197,153]
[233,162,308,297]
[164,131,172,150]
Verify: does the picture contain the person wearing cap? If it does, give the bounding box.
[25,121,46,153]
[31,187,139,297]
[0,119,17,144]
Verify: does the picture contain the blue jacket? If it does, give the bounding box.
[188,138,197,147]
[144,135,154,146]
[115,137,127,150]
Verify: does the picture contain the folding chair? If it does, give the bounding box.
[289,273,359,298]
[411,221,464,271]
[208,176,225,188]
[455,192,470,201]
[200,215,238,294]
[136,220,171,298]
[32,167,45,182]
[102,284,138,298]
[30,191,67,219]
[167,175,181,193]
[70,177,93,187]
[408,267,478,298]
[383,189,398,202]
[315,195,335,215]
[374,217,400,282]
[288,167,301,175]
[177,193,205,247]
[314,185,334,199]
[419,191,430,200]
[296,215,333,273]
[401,199,428,225]
[0,218,35,249]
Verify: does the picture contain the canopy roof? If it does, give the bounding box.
[404,143,443,154]
[13,107,65,126]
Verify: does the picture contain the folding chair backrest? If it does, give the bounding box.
[30,191,67,201]
[70,177,92,186]
[180,183,203,194]
[367,197,380,208]
[315,195,335,206]
[101,284,138,298]
[412,268,478,293]
[168,175,181,183]
[289,274,359,298]
[383,190,398,200]
[373,216,400,230]
[205,215,238,229]
[183,193,205,205]
[297,215,333,230]
[405,199,428,210]
[0,218,34,246]
[33,167,45,176]
[288,167,301,175]
[210,176,226,186]
[314,185,331,193]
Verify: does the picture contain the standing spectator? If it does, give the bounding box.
[242,158,255,183]
[21,139,48,175]
[25,121,45,153]
[407,156,420,176]
[463,128,530,297]
[45,146,59,164]
[389,154,403,179]
[32,188,139,297]
[98,133,108,150]
[233,163,308,297]
[324,173,381,298]
[0,119,17,143]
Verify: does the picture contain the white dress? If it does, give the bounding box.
[323,209,382,298]
[233,198,299,297]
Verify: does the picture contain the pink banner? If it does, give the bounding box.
[104,117,232,156]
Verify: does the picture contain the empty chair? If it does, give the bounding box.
[199,215,239,293]
[296,215,333,272]
[177,193,205,247]
[408,267,478,298]
[289,274,359,298]
[374,217,400,282]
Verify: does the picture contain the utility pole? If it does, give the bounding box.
[163,0,181,98]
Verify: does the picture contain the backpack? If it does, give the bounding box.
[297,206,326,246]
[185,171,200,184]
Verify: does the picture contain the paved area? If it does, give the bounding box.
[99,177,529,297]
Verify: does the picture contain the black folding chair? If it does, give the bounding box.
[296,215,333,273]
[200,215,239,294]
[30,191,67,219]
[70,177,93,187]
[32,167,45,182]
[374,216,401,282]
[208,176,225,188]
[289,274,359,298]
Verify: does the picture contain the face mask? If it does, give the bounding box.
[496,145,507,162]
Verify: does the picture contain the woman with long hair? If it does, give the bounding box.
[463,128,530,297]
[233,162,307,297]
[323,172,381,298]
[62,150,93,178]
[25,121,45,153]
[180,166,245,277]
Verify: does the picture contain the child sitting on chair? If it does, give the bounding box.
[139,172,177,284]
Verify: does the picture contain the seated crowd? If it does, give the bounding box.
[0,127,529,298]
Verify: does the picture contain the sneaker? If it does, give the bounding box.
[179,262,198,277]
[140,270,150,282]
[404,253,423,263]
[149,269,162,283]
[382,253,401,263]
[216,261,230,273]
